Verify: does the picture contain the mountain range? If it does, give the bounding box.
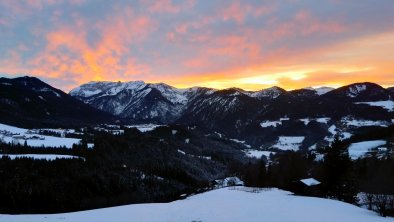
[1,76,394,150]
[69,80,394,148]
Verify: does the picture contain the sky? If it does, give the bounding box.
[0,0,394,92]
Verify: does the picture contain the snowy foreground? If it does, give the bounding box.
[0,187,391,222]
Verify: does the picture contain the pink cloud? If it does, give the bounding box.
[0,0,86,27]
[168,1,275,40]
[219,1,274,23]
[150,0,180,13]
[175,23,188,34]
[166,32,176,42]
[0,0,57,15]
[0,18,7,26]
[142,0,195,14]
[262,10,346,40]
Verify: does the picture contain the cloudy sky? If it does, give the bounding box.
[0,0,394,92]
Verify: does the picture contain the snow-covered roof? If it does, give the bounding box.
[300,178,321,186]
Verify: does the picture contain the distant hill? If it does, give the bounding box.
[0,76,115,128]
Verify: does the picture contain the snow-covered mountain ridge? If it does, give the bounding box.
[72,82,394,155]
[69,81,394,150]
[70,81,337,100]
[70,81,394,125]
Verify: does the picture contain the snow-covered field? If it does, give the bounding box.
[93,125,124,135]
[324,125,352,142]
[125,124,163,132]
[355,100,394,112]
[260,117,292,128]
[244,150,275,159]
[348,140,387,160]
[316,117,331,124]
[228,138,252,148]
[299,117,331,125]
[0,154,83,161]
[0,187,389,222]
[341,117,389,128]
[271,136,305,151]
[0,123,83,148]
[260,120,282,128]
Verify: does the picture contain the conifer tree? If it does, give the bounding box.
[323,136,358,203]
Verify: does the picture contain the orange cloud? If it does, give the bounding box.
[11,6,155,90]
[1,1,393,92]
[164,30,394,91]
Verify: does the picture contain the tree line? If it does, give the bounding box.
[238,136,394,217]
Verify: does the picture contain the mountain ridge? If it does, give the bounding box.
[68,79,394,149]
[70,80,394,95]
[69,80,394,121]
[0,76,116,128]
[2,76,393,149]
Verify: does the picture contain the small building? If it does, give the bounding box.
[12,135,26,146]
[291,178,322,197]
[212,177,244,188]
[30,135,44,140]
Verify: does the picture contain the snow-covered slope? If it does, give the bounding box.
[355,100,394,112]
[69,81,147,98]
[313,87,335,96]
[0,187,389,222]
[0,123,85,148]
[348,140,387,160]
[302,87,334,96]
[271,136,305,151]
[327,82,388,100]
[347,84,368,98]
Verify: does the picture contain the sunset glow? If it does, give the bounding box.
[1,0,394,91]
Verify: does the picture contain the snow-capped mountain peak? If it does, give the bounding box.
[302,87,334,96]
[69,81,147,98]
[313,87,335,96]
[304,87,334,96]
[249,86,286,99]
[147,83,189,105]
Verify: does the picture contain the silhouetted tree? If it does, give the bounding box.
[322,137,358,203]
